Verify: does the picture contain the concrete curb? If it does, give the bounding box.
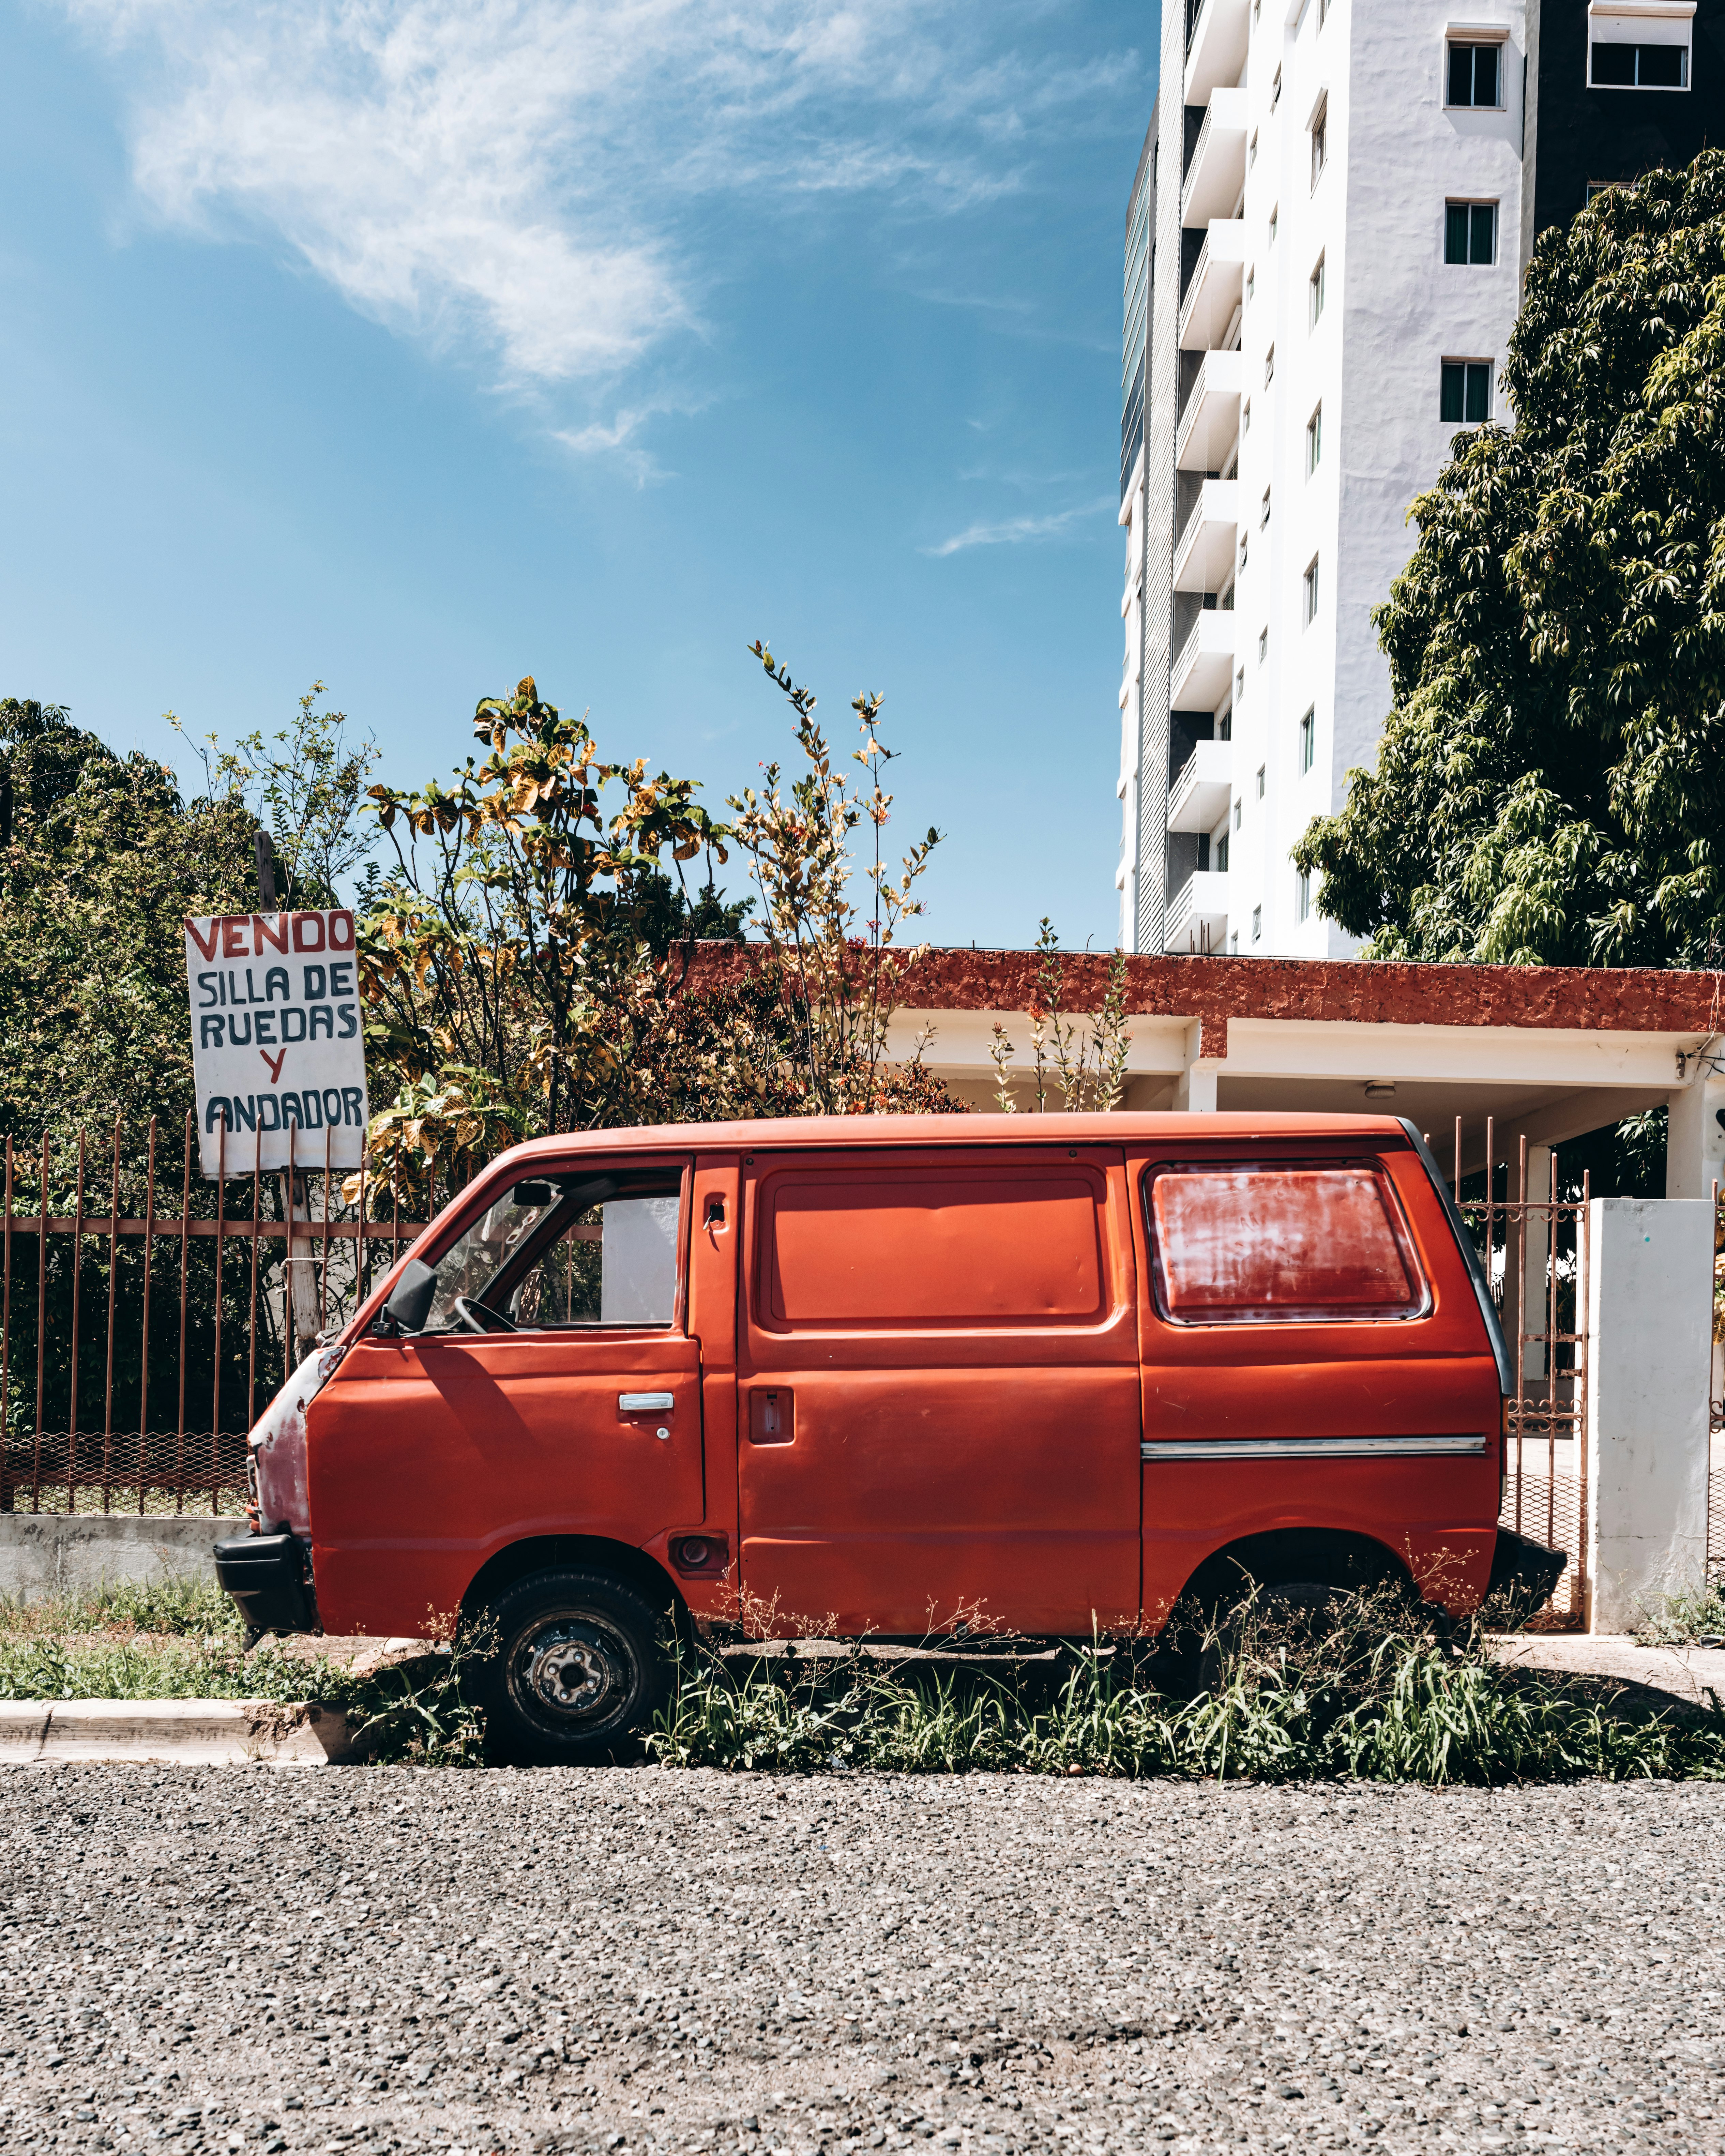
[0,1697,359,1766]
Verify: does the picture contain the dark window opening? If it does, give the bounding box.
[1441,360,1492,425]
[1447,41,1501,107]
[1590,41,1687,89]
[1444,201,1497,264]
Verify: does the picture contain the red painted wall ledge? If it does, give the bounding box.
[675,943,1724,1040]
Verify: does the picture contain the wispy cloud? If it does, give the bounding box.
[61,0,1140,431]
[922,496,1114,558]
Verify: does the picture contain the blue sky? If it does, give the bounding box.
[1,2,1155,951]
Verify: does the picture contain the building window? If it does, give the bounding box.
[1305,402,1322,474]
[1243,396,1252,434]
[1310,98,1328,188]
[1309,253,1326,324]
[1233,798,1243,831]
[1269,204,1279,244]
[1249,127,1259,166]
[1219,708,1233,739]
[1265,344,1275,385]
[1260,485,1272,528]
[1445,200,1497,264]
[1318,0,1329,24]
[1272,64,1282,110]
[1589,38,1689,90]
[1236,665,1246,703]
[1257,628,1268,663]
[1238,531,1249,573]
[1447,40,1502,108]
[1246,266,1256,305]
[1216,830,1231,874]
[1229,931,1239,954]
[1296,869,1312,922]
[1441,358,1493,423]
[1299,707,1315,772]
[1252,905,1262,943]
[1303,556,1320,623]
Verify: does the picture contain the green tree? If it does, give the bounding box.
[727,643,945,1114]
[0,699,258,1150]
[169,682,379,910]
[1294,153,1725,966]
[357,674,735,1149]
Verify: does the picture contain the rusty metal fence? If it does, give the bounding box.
[1447,1116,1590,1628]
[0,1117,479,1515]
[1708,1180,1724,1586]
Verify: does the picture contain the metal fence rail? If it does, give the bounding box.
[1452,1116,1590,1629]
[0,1117,461,1515]
[1708,1181,1723,1588]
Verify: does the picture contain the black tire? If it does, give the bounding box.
[468,1567,671,1765]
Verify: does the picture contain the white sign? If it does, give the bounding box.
[184,910,369,1179]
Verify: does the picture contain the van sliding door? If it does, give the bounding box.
[736,1146,1142,1638]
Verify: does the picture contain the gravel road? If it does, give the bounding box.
[1,1768,1721,2156]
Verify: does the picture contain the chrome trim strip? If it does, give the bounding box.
[1141,1432,1490,1461]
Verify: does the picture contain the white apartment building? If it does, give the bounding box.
[1118,0,1531,955]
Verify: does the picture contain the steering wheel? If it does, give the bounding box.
[452,1295,519,1335]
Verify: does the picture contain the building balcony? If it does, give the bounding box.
[1181,87,1249,224]
[1169,608,1235,710]
[1184,0,1250,103]
[1167,741,1232,834]
[1172,478,1240,594]
[1165,870,1231,955]
[1178,218,1249,351]
[1176,351,1245,473]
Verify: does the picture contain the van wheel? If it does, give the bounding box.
[469,1568,670,1765]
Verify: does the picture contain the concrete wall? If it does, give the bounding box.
[0,1515,245,1601]
[1586,1198,1715,1633]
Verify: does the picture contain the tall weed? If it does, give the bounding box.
[651,1589,1725,1786]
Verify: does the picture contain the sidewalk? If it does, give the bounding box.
[1492,1632,1725,1708]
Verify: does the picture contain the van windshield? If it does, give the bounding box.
[422,1172,683,1333]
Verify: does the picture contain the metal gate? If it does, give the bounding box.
[1708,1178,1724,1586]
[0,1118,467,1515]
[1446,1117,1590,1627]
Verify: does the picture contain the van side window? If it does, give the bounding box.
[1145,1161,1427,1324]
[760,1160,1107,1326]
[423,1172,683,1332]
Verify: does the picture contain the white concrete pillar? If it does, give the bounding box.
[1665,1067,1725,1200]
[1174,1020,1220,1112]
[1585,1197,1714,1633]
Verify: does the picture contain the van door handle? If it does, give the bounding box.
[619,1392,675,1413]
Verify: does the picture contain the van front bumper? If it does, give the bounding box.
[213,1532,317,1635]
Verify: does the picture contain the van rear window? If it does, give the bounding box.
[762,1165,1106,1325]
[1147,1163,1427,1324]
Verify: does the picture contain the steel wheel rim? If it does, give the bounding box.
[508,1611,636,1734]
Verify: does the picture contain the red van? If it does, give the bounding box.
[216,1113,1559,1761]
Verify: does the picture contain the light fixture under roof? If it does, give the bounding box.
[1364,1081,1397,1101]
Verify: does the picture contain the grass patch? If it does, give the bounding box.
[1631,1583,1725,1648]
[650,1586,1725,1786]
[0,1582,483,1763]
[0,1575,243,1640]
[3,1578,1721,1781]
